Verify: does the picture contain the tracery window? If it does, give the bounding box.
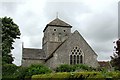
[70,47,83,65]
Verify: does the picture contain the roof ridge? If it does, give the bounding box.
[48,18,71,26]
[43,18,72,32]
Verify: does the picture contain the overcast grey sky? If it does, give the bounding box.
[0,0,119,66]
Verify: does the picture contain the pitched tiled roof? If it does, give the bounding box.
[98,61,112,68]
[43,18,72,32]
[23,48,46,60]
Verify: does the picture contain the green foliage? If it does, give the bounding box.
[1,17,21,64]
[32,71,120,80]
[107,71,120,78]
[26,64,52,76]
[73,64,94,71]
[32,72,71,80]
[2,64,19,79]
[52,72,71,78]
[2,64,19,76]
[2,64,52,79]
[2,65,29,79]
[13,66,28,79]
[55,64,95,72]
[2,64,29,79]
[70,72,104,78]
[55,64,74,72]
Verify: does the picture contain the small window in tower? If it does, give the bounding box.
[54,29,56,31]
[64,30,65,32]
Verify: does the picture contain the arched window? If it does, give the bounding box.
[70,47,83,65]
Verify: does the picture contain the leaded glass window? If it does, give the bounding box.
[69,47,83,65]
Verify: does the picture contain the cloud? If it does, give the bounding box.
[119,1,120,38]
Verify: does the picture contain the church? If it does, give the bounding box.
[22,18,99,68]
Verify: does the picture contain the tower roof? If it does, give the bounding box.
[43,18,72,32]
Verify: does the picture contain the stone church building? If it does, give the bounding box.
[22,18,99,68]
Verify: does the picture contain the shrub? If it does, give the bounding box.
[2,64,20,79]
[72,64,93,71]
[2,64,19,76]
[106,71,120,78]
[55,64,95,72]
[32,72,71,80]
[52,72,71,78]
[33,71,120,80]
[55,64,74,72]
[2,64,52,79]
[26,64,52,76]
[32,71,120,80]
[13,66,28,79]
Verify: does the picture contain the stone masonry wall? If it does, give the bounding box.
[22,59,45,67]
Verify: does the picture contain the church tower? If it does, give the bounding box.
[42,18,72,57]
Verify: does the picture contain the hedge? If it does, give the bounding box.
[55,64,74,72]
[2,64,19,78]
[2,64,28,79]
[72,64,95,71]
[2,64,52,79]
[32,72,120,80]
[55,64,96,72]
[26,64,52,76]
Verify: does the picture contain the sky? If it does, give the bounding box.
[0,0,119,66]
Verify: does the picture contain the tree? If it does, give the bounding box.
[111,39,120,70]
[1,17,21,64]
